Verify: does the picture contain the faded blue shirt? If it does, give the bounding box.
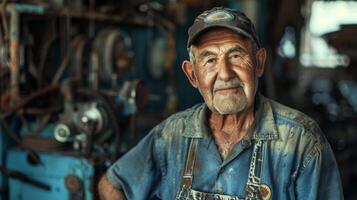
[106,95,343,200]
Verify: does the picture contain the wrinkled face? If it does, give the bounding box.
[182,28,266,114]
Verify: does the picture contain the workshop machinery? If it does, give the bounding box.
[0,1,181,199]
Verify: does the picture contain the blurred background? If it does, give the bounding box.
[0,0,356,199]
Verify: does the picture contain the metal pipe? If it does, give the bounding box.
[5,3,44,14]
[3,3,45,108]
[8,7,19,108]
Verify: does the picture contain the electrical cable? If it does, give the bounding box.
[37,36,58,87]
[51,54,70,85]
[3,84,59,113]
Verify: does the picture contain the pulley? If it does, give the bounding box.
[92,28,133,82]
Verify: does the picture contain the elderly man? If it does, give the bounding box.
[98,7,343,200]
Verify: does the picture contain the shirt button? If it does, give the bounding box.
[218,189,224,194]
[219,167,225,173]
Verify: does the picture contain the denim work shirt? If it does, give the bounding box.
[107,95,343,200]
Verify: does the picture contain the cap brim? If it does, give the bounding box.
[187,24,256,48]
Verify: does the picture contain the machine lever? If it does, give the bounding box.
[0,166,51,191]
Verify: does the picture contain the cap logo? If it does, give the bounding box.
[204,10,234,23]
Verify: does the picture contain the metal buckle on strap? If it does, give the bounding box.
[180,138,198,189]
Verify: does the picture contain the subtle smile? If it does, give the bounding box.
[214,86,241,93]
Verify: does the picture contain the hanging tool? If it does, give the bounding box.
[0,166,50,191]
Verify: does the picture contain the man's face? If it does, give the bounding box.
[182,28,266,114]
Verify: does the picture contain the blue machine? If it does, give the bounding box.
[6,149,94,200]
[0,25,148,200]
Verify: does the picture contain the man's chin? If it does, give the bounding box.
[214,107,244,115]
[212,100,247,115]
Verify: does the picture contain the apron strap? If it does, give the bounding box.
[180,138,198,189]
[245,140,264,199]
[176,138,265,200]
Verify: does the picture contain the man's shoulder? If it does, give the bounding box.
[166,103,205,122]
[262,97,338,179]
[264,97,325,144]
[152,103,205,139]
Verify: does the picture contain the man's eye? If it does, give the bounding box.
[230,54,243,61]
[206,58,216,64]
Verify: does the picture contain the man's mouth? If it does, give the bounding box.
[214,86,241,93]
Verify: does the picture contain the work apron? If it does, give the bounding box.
[175,138,266,200]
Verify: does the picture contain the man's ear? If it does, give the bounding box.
[255,48,267,77]
[182,60,198,88]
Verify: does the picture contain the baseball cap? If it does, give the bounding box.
[187,7,260,49]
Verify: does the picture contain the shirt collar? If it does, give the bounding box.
[251,94,279,140]
[181,103,208,138]
[181,93,279,141]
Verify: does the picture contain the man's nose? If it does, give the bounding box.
[217,59,234,81]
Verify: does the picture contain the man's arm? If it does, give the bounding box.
[295,142,344,199]
[98,175,127,200]
[100,124,165,199]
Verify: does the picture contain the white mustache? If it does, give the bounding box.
[213,78,243,91]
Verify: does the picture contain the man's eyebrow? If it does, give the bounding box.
[198,45,246,59]
[227,45,246,54]
[199,50,216,59]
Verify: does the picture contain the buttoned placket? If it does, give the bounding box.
[194,136,246,191]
